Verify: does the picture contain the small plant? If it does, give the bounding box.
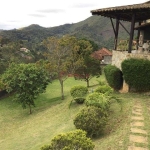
[95,85,113,95]
[70,85,88,105]
[85,92,110,113]
[74,106,108,137]
[41,129,95,150]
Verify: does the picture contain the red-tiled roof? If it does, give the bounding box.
[98,48,112,56]
[91,48,112,60]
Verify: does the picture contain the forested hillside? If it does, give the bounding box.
[0,16,130,50]
[0,15,131,74]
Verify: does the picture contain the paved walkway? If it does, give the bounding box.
[128,101,149,150]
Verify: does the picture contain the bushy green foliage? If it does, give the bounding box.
[2,63,50,114]
[86,87,122,111]
[117,40,128,51]
[97,80,106,86]
[85,92,110,112]
[74,54,101,87]
[0,78,5,90]
[104,64,123,91]
[117,40,136,51]
[121,58,150,92]
[70,85,88,104]
[74,106,108,137]
[41,129,94,150]
[95,85,113,95]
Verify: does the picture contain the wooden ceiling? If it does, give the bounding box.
[91,1,150,22]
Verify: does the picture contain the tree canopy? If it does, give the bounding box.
[2,63,50,114]
[74,39,101,87]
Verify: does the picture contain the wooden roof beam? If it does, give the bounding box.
[119,21,130,35]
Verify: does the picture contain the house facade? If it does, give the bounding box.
[91,48,112,64]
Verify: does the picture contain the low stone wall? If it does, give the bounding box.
[112,50,150,70]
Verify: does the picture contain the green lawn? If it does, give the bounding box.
[0,76,150,150]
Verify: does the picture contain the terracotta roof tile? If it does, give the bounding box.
[91,48,112,60]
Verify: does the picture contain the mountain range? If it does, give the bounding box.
[0,15,130,49]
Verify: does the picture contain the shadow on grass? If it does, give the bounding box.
[33,96,63,114]
[88,84,99,88]
[48,97,62,103]
[68,100,85,109]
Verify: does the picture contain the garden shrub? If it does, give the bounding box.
[121,58,150,92]
[104,64,123,91]
[74,106,108,137]
[85,92,110,113]
[41,129,94,150]
[95,85,113,95]
[86,89,122,112]
[0,78,5,90]
[70,85,88,104]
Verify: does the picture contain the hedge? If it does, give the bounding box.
[104,65,123,91]
[121,58,150,92]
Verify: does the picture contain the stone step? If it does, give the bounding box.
[133,109,142,113]
[132,110,143,115]
[128,146,148,150]
[133,106,142,109]
[131,116,144,121]
[131,121,144,127]
[130,128,147,135]
[129,135,148,144]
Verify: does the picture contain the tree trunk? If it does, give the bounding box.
[59,79,64,100]
[28,104,32,114]
[86,79,89,87]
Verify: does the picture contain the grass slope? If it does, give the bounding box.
[0,76,150,150]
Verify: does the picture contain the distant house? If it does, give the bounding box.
[91,48,112,64]
[20,48,30,53]
[20,48,33,60]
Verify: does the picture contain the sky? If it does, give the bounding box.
[0,0,147,30]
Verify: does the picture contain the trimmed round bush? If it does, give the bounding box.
[104,64,123,91]
[73,97,85,104]
[85,92,110,112]
[70,85,88,104]
[95,85,113,95]
[121,58,150,92]
[40,129,95,150]
[74,106,108,137]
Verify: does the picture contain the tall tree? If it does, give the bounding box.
[2,63,50,114]
[74,39,101,87]
[42,35,79,100]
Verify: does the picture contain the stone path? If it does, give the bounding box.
[128,102,149,150]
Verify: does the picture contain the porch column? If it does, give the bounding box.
[128,13,136,53]
[136,22,141,49]
[114,18,119,50]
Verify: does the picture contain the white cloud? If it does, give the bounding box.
[37,9,65,13]
[0,0,147,30]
